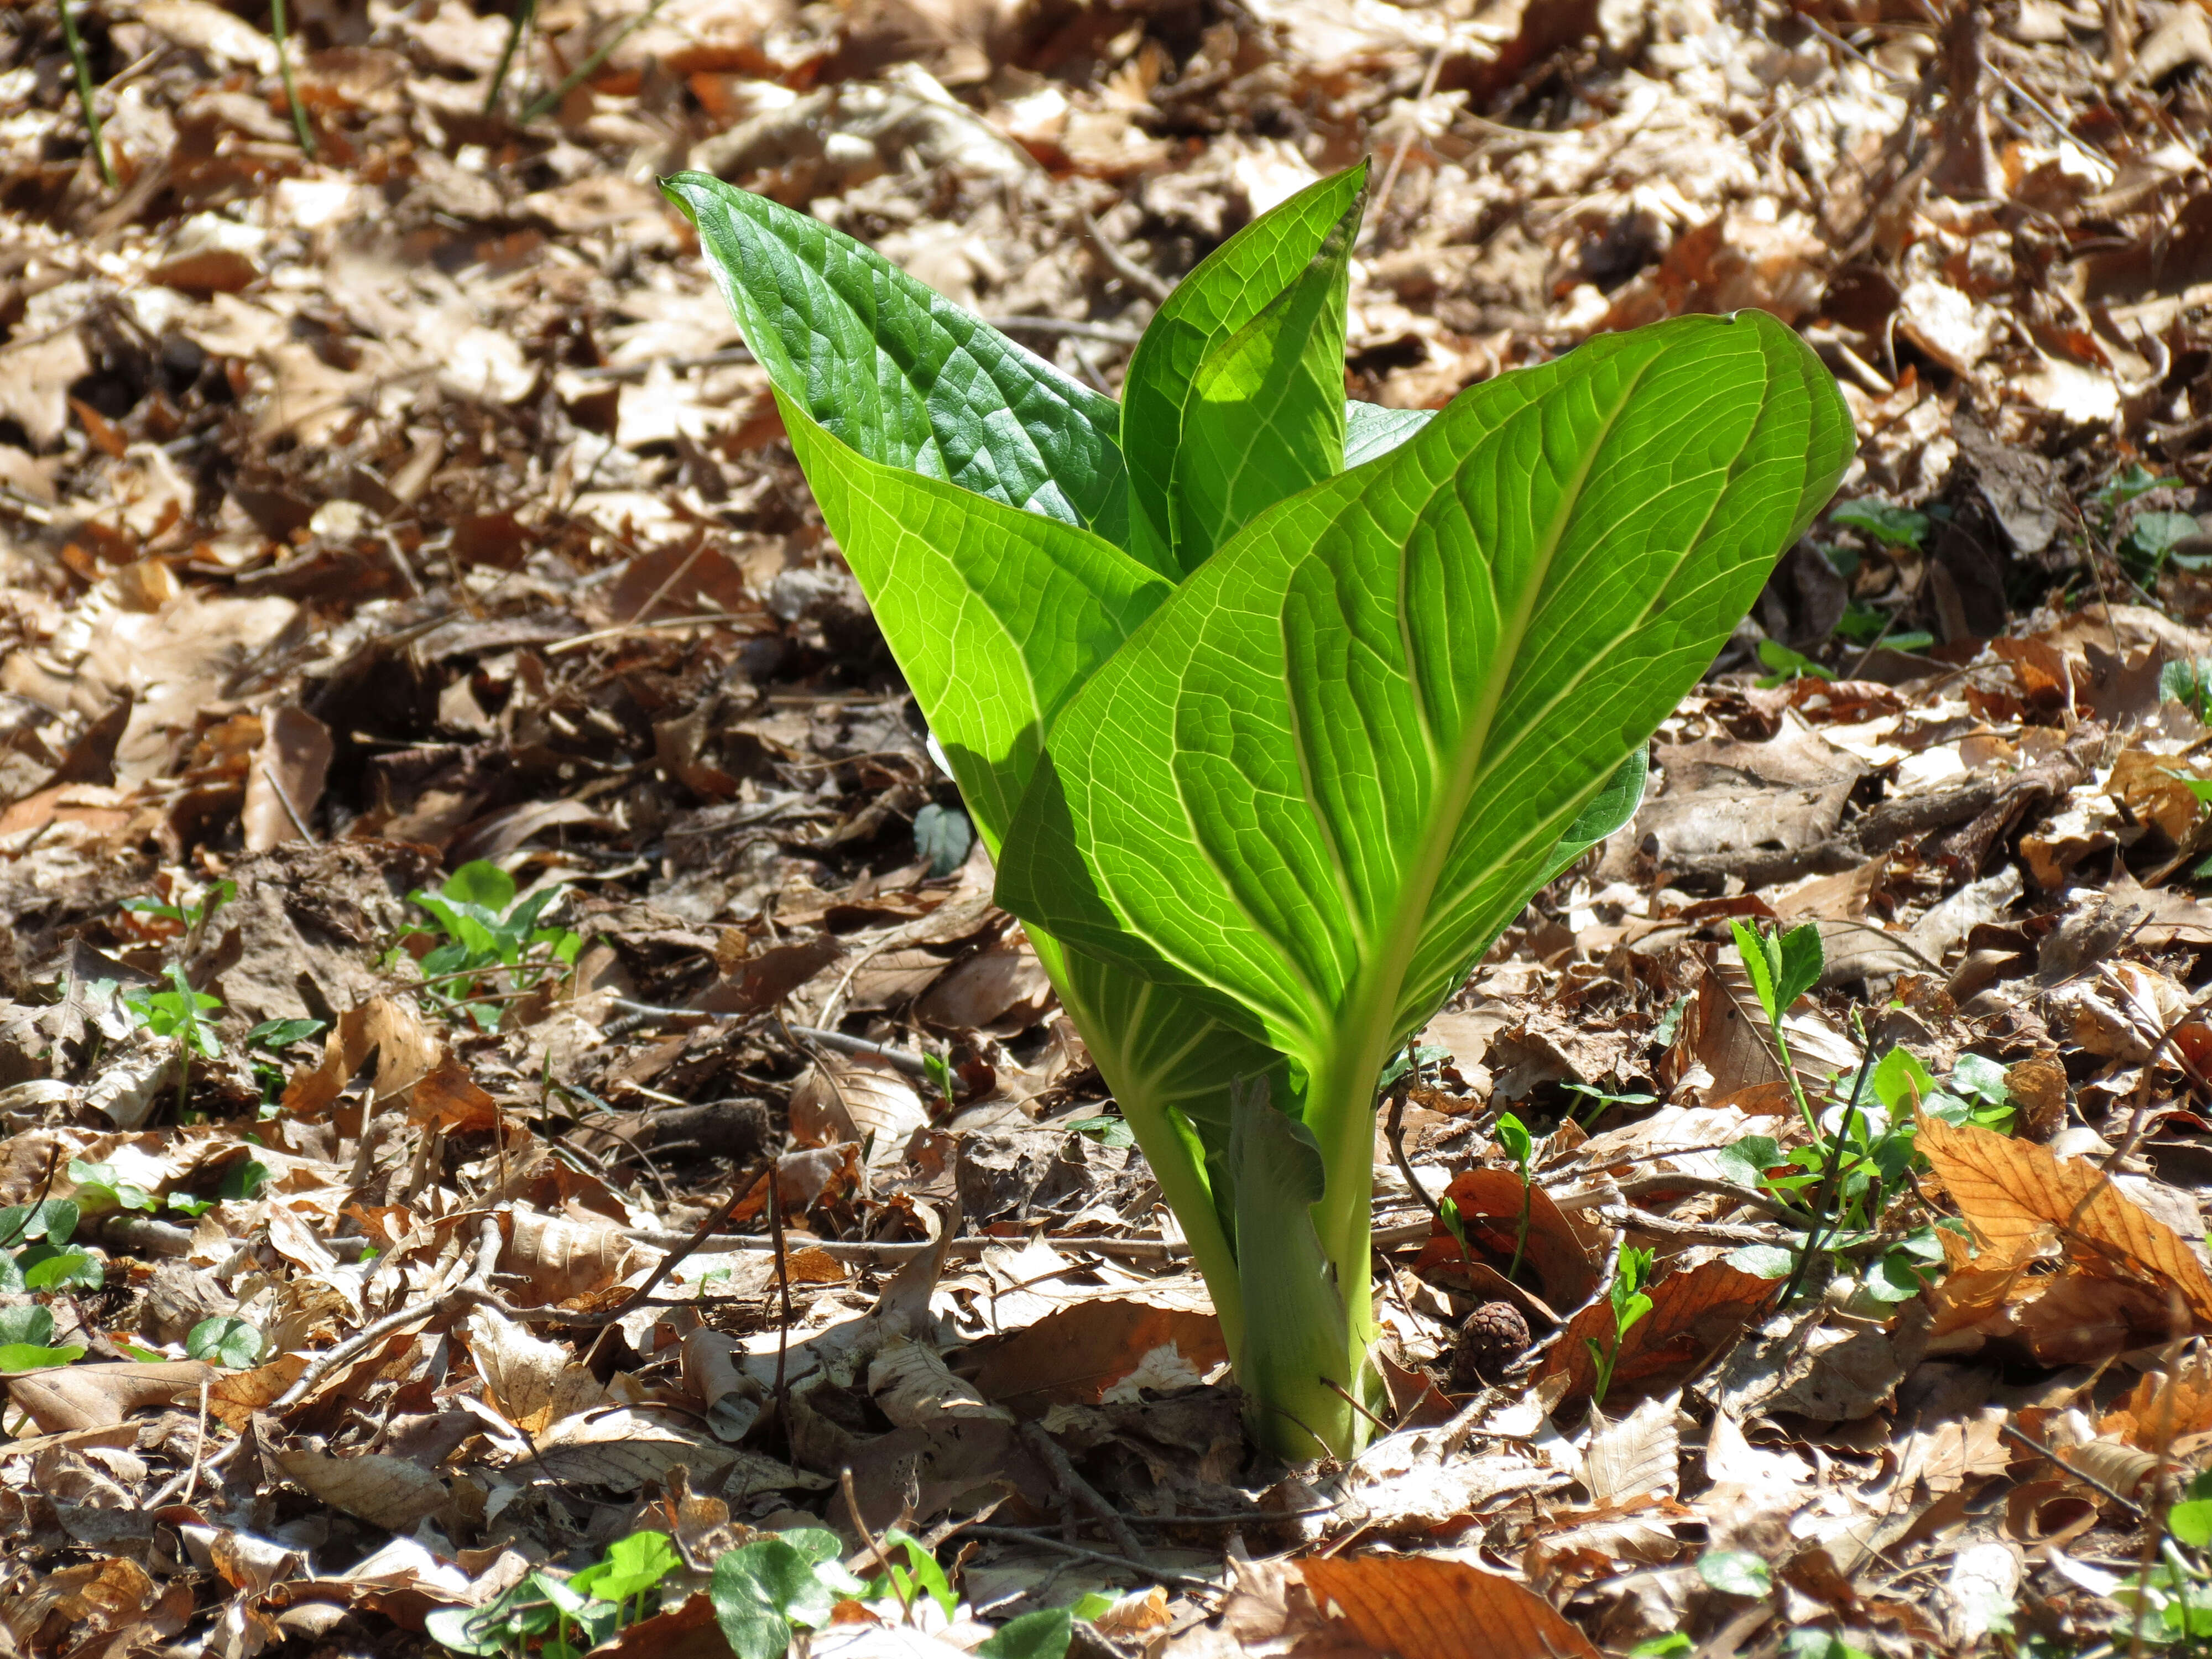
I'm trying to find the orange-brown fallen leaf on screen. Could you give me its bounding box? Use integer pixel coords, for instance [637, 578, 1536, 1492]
[1300, 1555, 1599, 1659]
[1413, 1167, 1597, 1313]
[1917, 1115, 2212, 1324]
[1538, 1259, 1773, 1405]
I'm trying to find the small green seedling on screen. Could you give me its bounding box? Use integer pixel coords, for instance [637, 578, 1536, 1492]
[666, 160, 1852, 1458]
[429, 1530, 684, 1659]
[1494, 1111, 1533, 1284]
[124, 964, 224, 1123]
[186, 1315, 267, 1369]
[1585, 1245, 1654, 1407]
[1696, 1551, 1773, 1598]
[1563, 1082, 1657, 1126]
[1830, 499, 1929, 550]
[912, 801, 974, 877]
[1729, 918, 1825, 1137]
[1063, 1112, 1134, 1149]
[246, 1017, 326, 1115]
[1755, 639, 1834, 686]
[2124, 510, 2203, 578]
[401, 861, 583, 1029]
[2163, 658, 2212, 722]
[121, 879, 234, 936]
[709, 1528, 870, 1659]
[0, 1198, 97, 1293]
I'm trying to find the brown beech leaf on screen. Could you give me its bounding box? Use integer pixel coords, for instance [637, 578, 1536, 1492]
[1917, 1115, 2212, 1322]
[1412, 1168, 1597, 1312]
[786, 1052, 927, 1172]
[6, 1361, 211, 1433]
[971, 1295, 1229, 1411]
[1539, 1259, 1773, 1405]
[281, 997, 442, 1121]
[273, 1442, 451, 1530]
[1300, 1555, 1599, 1659]
[500, 1210, 651, 1303]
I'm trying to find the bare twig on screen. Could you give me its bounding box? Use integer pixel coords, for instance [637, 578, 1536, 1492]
[1022, 1421, 1154, 1566]
[958, 1525, 1221, 1595]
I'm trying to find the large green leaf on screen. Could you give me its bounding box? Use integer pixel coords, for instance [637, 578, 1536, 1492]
[662, 171, 1131, 550]
[1121, 165, 1366, 576]
[776, 388, 1162, 853]
[998, 309, 1853, 1267]
[775, 385, 1272, 1360]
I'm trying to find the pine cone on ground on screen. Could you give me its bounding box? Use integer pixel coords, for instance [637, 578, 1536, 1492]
[1449, 1300, 1531, 1391]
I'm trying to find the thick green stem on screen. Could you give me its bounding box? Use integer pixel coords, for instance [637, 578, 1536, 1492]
[1031, 936, 1246, 1364]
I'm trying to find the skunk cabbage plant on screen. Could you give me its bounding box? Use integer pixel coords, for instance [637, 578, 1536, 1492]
[663, 161, 1854, 1459]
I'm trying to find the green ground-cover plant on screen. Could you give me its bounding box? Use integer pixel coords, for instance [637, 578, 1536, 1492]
[1720, 920, 2012, 1308]
[665, 159, 1853, 1457]
[397, 861, 583, 1028]
[1586, 1244, 1653, 1407]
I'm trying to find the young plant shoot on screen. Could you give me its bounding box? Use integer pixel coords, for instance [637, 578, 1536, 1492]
[664, 161, 1854, 1459]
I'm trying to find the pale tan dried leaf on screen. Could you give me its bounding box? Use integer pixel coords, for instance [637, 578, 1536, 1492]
[788, 1053, 927, 1171]
[1301, 1555, 1599, 1659]
[465, 1306, 603, 1434]
[500, 1210, 650, 1303]
[1579, 1393, 1679, 1506]
[868, 1335, 1013, 1430]
[274, 1442, 450, 1531]
[242, 706, 332, 853]
[528, 1408, 825, 1493]
[281, 997, 441, 1119]
[1917, 1115, 2212, 1322]
[6, 1361, 210, 1433]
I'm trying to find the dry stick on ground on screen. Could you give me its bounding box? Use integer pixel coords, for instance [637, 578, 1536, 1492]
[770, 1152, 794, 1462]
[1021, 1421, 1155, 1565]
[622, 1219, 1439, 1261]
[959, 1525, 1221, 1597]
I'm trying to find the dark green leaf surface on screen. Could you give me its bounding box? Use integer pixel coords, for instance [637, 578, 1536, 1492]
[1120, 165, 1366, 575]
[1000, 310, 1854, 1069]
[664, 171, 1130, 548]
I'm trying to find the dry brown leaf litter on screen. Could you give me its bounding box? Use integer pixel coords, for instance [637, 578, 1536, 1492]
[4, 0, 2212, 1653]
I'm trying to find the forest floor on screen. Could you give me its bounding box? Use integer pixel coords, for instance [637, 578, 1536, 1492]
[4, 0, 2212, 1655]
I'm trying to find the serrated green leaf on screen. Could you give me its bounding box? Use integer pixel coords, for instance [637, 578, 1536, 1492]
[1716, 1135, 1783, 1191]
[2173, 1499, 2212, 1548]
[1120, 164, 1366, 575]
[664, 171, 1129, 549]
